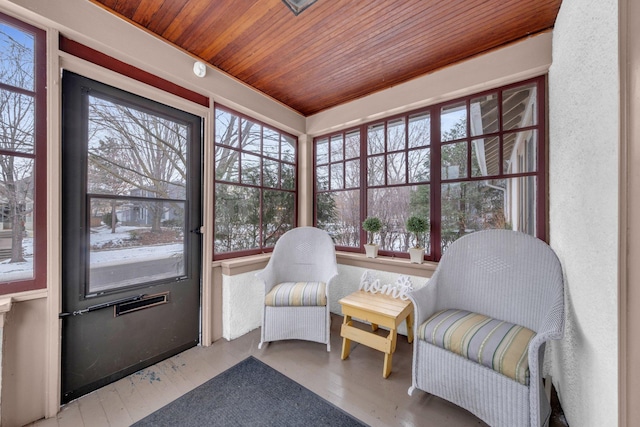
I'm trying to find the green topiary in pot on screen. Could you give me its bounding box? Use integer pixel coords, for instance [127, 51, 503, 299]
[362, 216, 382, 245]
[406, 215, 428, 249]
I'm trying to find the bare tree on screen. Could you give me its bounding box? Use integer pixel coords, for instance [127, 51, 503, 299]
[0, 27, 36, 263]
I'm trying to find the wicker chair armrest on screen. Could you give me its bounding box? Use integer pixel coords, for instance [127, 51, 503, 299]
[408, 277, 439, 327]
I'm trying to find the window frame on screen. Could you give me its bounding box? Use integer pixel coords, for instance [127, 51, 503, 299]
[213, 104, 298, 260]
[0, 13, 46, 294]
[313, 75, 547, 262]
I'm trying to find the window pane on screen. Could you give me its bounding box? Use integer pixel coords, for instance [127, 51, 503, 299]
[330, 163, 344, 190]
[262, 190, 294, 247]
[88, 198, 185, 294]
[408, 148, 430, 183]
[345, 159, 359, 189]
[470, 93, 498, 136]
[440, 177, 536, 253]
[441, 102, 467, 141]
[0, 23, 35, 91]
[215, 109, 239, 148]
[241, 118, 261, 152]
[215, 147, 239, 182]
[502, 83, 537, 130]
[367, 123, 385, 155]
[316, 165, 329, 191]
[88, 95, 188, 198]
[263, 128, 279, 159]
[441, 142, 467, 180]
[471, 136, 500, 177]
[345, 130, 360, 159]
[330, 135, 343, 162]
[241, 152, 260, 185]
[387, 118, 406, 152]
[386, 152, 406, 184]
[281, 162, 295, 190]
[316, 189, 360, 247]
[282, 135, 296, 163]
[263, 158, 279, 188]
[0, 155, 34, 281]
[215, 184, 260, 253]
[368, 185, 430, 253]
[0, 89, 35, 154]
[408, 112, 430, 148]
[316, 138, 329, 164]
[503, 130, 537, 174]
[368, 155, 385, 186]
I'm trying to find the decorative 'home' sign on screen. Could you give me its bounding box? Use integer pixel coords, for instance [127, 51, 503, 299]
[359, 270, 413, 300]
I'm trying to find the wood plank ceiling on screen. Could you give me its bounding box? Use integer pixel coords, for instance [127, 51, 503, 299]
[91, 0, 562, 116]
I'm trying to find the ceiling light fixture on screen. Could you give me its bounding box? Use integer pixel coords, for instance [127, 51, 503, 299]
[281, 0, 317, 16]
[193, 61, 206, 78]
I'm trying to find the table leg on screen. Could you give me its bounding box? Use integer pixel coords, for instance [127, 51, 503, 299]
[406, 311, 414, 343]
[383, 329, 398, 378]
[341, 315, 352, 360]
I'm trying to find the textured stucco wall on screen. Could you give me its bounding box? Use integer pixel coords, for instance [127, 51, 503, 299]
[548, 0, 619, 425]
[222, 265, 428, 340]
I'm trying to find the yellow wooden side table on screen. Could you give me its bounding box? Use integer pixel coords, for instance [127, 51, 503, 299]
[339, 290, 414, 378]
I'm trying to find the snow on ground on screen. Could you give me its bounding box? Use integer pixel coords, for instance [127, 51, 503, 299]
[0, 226, 182, 282]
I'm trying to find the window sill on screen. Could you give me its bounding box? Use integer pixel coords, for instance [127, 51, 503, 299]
[212, 251, 437, 278]
[336, 252, 437, 278]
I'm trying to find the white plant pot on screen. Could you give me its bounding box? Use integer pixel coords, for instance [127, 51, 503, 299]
[408, 247, 425, 264]
[364, 244, 379, 258]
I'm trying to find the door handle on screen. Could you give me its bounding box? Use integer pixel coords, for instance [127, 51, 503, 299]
[59, 294, 145, 318]
[190, 226, 203, 235]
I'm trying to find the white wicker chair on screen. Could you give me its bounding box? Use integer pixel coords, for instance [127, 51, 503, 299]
[256, 227, 338, 351]
[407, 229, 564, 427]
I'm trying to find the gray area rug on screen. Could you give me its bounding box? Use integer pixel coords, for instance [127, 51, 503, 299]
[132, 356, 367, 426]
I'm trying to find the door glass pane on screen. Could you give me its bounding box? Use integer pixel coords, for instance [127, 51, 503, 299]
[88, 198, 185, 294]
[88, 95, 188, 197]
[0, 155, 34, 281]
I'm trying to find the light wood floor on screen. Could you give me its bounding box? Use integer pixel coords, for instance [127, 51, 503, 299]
[28, 314, 563, 427]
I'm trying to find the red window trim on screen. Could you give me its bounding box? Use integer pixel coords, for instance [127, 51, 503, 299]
[0, 13, 47, 294]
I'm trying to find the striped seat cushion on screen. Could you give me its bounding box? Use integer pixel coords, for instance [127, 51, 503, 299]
[417, 309, 536, 385]
[264, 282, 327, 307]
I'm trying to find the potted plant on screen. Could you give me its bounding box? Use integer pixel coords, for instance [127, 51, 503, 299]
[362, 216, 382, 258]
[406, 215, 428, 263]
